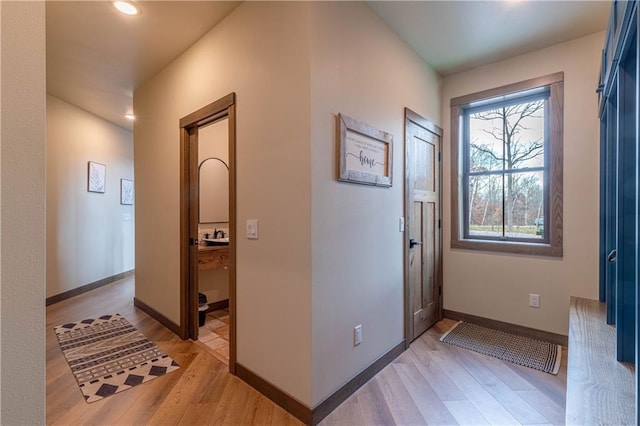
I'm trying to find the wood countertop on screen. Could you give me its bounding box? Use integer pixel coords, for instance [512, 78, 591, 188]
[198, 244, 229, 252]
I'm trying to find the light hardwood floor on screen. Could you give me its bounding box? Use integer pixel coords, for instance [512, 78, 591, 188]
[321, 320, 567, 425]
[47, 277, 566, 425]
[46, 276, 301, 425]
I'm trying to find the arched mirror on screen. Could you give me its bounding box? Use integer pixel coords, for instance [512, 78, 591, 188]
[198, 157, 229, 223]
[198, 116, 229, 224]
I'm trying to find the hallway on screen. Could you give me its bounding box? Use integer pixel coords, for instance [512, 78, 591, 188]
[47, 277, 566, 425]
[46, 276, 300, 425]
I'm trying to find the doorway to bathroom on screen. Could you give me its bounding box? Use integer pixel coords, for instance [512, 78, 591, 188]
[179, 93, 237, 373]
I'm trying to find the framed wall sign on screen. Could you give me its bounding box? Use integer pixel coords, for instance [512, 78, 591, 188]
[337, 113, 393, 187]
[88, 161, 106, 193]
[120, 178, 134, 205]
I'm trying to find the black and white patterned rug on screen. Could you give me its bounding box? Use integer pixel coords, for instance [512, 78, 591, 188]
[54, 314, 180, 403]
[440, 321, 561, 375]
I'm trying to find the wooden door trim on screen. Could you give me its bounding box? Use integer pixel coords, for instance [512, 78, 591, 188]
[179, 126, 190, 340]
[403, 108, 443, 346]
[227, 104, 237, 374]
[405, 108, 443, 137]
[188, 127, 200, 339]
[179, 93, 235, 128]
[180, 93, 237, 374]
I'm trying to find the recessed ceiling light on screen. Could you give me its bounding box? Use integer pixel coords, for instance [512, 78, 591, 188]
[113, 1, 140, 16]
[125, 114, 136, 120]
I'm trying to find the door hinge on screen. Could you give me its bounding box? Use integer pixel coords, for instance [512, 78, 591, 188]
[438, 219, 441, 229]
[438, 152, 442, 162]
[439, 286, 442, 295]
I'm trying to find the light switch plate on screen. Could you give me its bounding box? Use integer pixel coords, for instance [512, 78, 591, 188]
[354, 324, 362, 346]
[246, 219, 258, 239]
[399, 217, 405, 232]
[122, 213, 131, 221]
[529, 293, 540, 308]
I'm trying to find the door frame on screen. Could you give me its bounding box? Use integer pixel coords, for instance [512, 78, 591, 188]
[403, 108, 443, 346]
[180, 92, 237, 374]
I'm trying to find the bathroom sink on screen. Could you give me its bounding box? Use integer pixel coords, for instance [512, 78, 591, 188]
[202, 238, 229, 246]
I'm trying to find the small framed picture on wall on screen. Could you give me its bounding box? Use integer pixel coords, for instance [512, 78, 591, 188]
[120, 179, 134, 205]
[88, 161, 106, 193]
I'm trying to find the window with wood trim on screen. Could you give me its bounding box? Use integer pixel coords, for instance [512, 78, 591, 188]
[450, 73, 563, 257]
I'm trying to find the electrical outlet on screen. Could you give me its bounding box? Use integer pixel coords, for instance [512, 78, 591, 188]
[354, 325, 362, 346]
[529, 293, 540, 308]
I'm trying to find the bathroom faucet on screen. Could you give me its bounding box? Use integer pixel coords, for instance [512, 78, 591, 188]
[213, 229, 225, 239]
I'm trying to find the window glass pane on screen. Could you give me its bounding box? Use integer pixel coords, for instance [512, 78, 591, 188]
[451, 74, 563, 256]
[469, 110, 503, 172]
[468, 99, 545, 173]
[504, 101, 545, 170]
[504, 171, 545, 239]
[468, 174, 503, 238]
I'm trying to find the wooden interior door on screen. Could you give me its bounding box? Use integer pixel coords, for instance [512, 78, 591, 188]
[180, 93, 237, 373]
[405, 109, 442, 342]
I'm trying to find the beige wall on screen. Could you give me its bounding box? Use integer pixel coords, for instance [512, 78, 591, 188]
[46, 95, 134, 298]
[441, 31, 605, 336]
[0, 1, 46, 423]
[309, 2, 441, 406]
[0, 3, 3, 417]
[136, 1, 442, 407]
[134, 2, 313, 405]
[135, 0, 598, 410]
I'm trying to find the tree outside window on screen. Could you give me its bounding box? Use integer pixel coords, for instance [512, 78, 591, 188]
[450, 73, 563, 257]
[465, 97, 546, 241]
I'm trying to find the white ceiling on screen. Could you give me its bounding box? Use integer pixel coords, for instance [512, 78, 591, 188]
[46, 1, 611, 132]
[46, 1, 241, 131]
[369, 1, 610, 76]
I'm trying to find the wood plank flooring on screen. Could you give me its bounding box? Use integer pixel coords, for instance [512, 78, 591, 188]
[321, 320, 567, 426]
[47, 277, 567, 425]
[46, 276, 301, 425]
